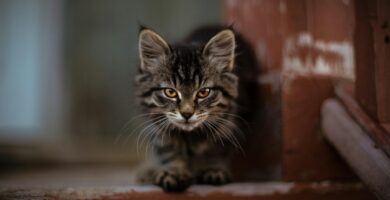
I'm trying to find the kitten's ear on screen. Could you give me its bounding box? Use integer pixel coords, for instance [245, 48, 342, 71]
[138, 29, 170, 72]
[203, 30, 236, 72]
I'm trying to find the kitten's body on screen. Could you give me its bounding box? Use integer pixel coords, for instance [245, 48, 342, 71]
[135, 26, 257, 192]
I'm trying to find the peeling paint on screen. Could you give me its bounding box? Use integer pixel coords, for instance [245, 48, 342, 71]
[282, 32, 355, 80]
[256, 40, 267, 61]
[258, 72, 280, 94]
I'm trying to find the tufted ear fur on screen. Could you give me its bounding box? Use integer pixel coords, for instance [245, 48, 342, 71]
[203, 30, 236, 72]
[138, 29, 170, 72]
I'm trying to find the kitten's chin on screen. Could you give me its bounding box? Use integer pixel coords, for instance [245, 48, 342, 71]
[172, 120, 203, 132]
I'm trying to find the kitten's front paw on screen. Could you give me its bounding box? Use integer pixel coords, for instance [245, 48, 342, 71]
[197, 168, 231, 185]
[154, 169, 192, 192]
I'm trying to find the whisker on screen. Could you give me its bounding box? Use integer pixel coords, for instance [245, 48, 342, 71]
[203, 120, 218, 143]
[217, 122, 241, 148]
[160, 120, 171, 146]
[214, 117, 245, 138]
[136, 117, 167, 155]
[206, 115, 244, 153]
[148, 120, 171, 157]
[208, 112, 251, 134]
[205, 120, 225, 146]
[146, 119, 168, 154]
[115, 112, 163, 144]
[207, 121, 217, 143]
[125, 115, 165, 147]
[140, 120, 163, 150]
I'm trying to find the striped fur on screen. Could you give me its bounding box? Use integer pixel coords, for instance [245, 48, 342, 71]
[135, 27, 240, 192]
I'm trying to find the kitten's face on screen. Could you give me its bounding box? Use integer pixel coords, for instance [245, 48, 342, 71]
[136, 29, 237, 132]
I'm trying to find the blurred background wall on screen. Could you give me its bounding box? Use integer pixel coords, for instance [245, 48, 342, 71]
[0, 0, 221, 163]
[1, 0, 380, 186]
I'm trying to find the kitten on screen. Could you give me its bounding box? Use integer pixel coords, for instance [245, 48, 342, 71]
[135, 26, 256, 192]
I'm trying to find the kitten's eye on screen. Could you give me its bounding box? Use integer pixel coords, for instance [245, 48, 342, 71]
[163, 88, 178, 98]
[197, 88, 210, 98]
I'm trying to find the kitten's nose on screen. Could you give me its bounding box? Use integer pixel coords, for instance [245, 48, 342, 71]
[180, 112, 193, 120]
[179, 101, 194, 120]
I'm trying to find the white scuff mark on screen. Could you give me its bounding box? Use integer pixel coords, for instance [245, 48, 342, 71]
[226, 0, 237, 8]
[189, 182, 294, 197]
[2, 183, 295, 199]
[316, 181, 331, 187]
[282, 32, 355, 80]
[342, 0, 350, 5]
[297, 32, 312, 46]
[315, 57, 333, 74]
[279, 1, 287, 14]
[256, 40, 267, 60]
[258, 72, 281, 94]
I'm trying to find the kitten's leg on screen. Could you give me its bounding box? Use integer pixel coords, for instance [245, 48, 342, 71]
[195, 148, 232, 185]
[152, 143, 193, 192]
[137, 158, 192, 192]
[154, 159, 193, 192]
[135, 159, 159, 184]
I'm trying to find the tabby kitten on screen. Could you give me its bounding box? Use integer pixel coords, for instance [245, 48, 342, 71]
[135, 26, 242, 192]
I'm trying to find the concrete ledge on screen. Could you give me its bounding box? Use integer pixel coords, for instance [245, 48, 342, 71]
[0, 181, 373, 200]
[0, 164, 374, 199]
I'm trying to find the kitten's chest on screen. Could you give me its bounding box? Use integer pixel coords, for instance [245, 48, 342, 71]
[160, 133, 226, 157]
[186, 135, 227, 157]
[188, 140, 213, 156]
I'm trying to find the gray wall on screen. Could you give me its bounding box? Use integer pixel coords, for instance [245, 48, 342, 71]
[0, 0, 64, 143]
[0, 0, 221, 162]
[64, 0, 222, 142]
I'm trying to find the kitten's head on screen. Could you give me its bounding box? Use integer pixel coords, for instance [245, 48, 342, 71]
[136, 28, 238, 132]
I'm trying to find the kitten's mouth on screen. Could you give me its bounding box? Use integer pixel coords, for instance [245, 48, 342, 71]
[172, 120, 204, 131]
[166, 113, 208, 132]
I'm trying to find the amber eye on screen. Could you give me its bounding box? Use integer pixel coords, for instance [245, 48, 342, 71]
[163, 88, 177, 98]
[197, 88, 210, 98]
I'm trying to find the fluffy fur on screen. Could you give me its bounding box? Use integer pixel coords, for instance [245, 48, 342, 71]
[135, 26, 252, 192]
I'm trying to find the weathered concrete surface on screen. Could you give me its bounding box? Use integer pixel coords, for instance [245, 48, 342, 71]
[0, 165, 374, 199]
[0, 182, 374, 200]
